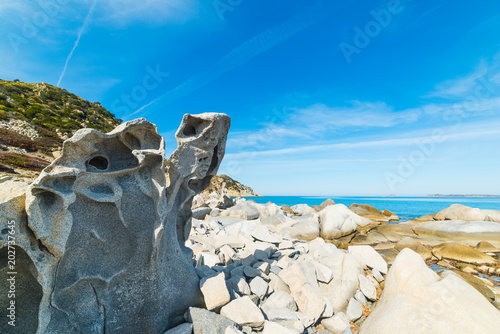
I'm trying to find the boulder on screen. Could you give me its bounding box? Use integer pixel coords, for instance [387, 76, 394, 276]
[434, 204, 500, 223]
[348, 245, 388, 274]
[279, 261, 326, 320]
[164, 323, 193, 334]
[222, 202, 260, 220]
[319, 204, 372, 239]
[2, 115, 230, 333]
[200, 272, 231, 310]
[360, 248, 500, 333]
[220, 296, 265, 327]
[318, 198, 336, 210]
[193, 207, 212, 219]
[345, 298, 363, 322]
[187, 307, 240, 334]
[278, 217, 320, 241]
[475, 240, 500, 253]
[394, 237, 433, 261]
[432, 242, 497, 265]
[349, 203, 399, 222]
[358, 275, 377, 301]
[321, 312, 349, 334]
[262, 321, 298, 334]
[290, 204, 317, 216]
[261, 291, 297, 312]
[319, 252, 363, 314]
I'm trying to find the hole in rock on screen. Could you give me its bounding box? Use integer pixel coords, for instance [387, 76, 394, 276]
[207, 145, 219, 175]
[87, 156, 109, 170]
[181, 115, 210, 137]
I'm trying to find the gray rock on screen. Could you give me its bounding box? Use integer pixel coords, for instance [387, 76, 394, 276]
[262, 321, 298, 334]
[244, 266, 262, 278]
[358, 275, 377, 301]
[253, 261, 271, 275]
[249, 276, 269, 299]
[321, 312, 349, 334]
[227, 275, 252, 296]
[262, 291, 297, 312]
[200, 272, 231, 310]
[9, 115, 230, 333]
[354, 290, 367, 305]
[223, 202, 260, 220]
[164, 323, 193, 334]
[193, 207, 212, 219]
[262, 214, 288, 226]
[360, 248, 500, 333]
[345, 297, 362, 322]
[348, 245, 388, 275]
[291, 204, 317, 216]
[220, 296, 265, 327]
[319, 204, 372, 239]
[187, 307, 240, 334]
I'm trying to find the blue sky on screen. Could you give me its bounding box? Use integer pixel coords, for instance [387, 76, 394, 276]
[2, 0, 500, 196]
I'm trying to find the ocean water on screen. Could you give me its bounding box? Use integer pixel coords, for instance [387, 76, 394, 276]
[246, 196, 500, 222]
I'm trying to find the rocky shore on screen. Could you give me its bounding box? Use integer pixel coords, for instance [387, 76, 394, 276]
[172, 194, 500, 334]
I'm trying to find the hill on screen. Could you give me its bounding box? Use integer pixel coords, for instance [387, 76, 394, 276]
[0, 79, 121, 176]
[204, 174, 260, 197]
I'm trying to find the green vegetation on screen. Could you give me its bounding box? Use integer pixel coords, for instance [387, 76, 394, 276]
[0, 79, 122, 155]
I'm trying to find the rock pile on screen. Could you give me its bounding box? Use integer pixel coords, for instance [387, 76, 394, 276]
[0, 119, 40, 139]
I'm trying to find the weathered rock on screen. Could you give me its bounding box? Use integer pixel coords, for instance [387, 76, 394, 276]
[249, 276, 269, 299]
[262, 321, 298, 334]
[348, 245, 388, 274]
[222, 202, 260, 220]
[261, 291, 297, 312]
[358, 275, 377, 301]
[290, 204, 317, 216]
[226, 275, 252, 296]
[318, 198, 336, 210]
[360, 248, 500, 333]
[319, 252, 363, 313]
[345, 297, 363, 322]
[187, 307, 240, 334]
[220, 296, 265, 327]
[319, 204, 372, 239]
[164, 323, 193, 334]
[279, 261, 326, 320]
[475, 240, 500, 253]
[394, 237, 433, 261]
[349, 203, 399, 222]
[193, 207, 212, 219]
[279, 217, 320, 241]
[432, 242, 497, 265]
[321, 312, 349, 334]
[200, 272, 231, 310]
[434, 204, 500, 223]
[3, 115, 229, 333]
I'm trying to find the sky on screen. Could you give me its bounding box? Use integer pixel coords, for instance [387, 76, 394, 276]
[1, 0, 500, 196]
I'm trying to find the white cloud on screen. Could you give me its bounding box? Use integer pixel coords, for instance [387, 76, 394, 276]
[427, 56, 500, 99]
[90, 0, 198, 25]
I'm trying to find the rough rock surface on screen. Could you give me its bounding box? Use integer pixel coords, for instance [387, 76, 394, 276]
[360, 248, 500, 333]
[0, 115, 230, 333]
[319, 204, 372, 239]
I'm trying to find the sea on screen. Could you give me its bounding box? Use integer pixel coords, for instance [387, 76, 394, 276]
[246, 196, 500, 223]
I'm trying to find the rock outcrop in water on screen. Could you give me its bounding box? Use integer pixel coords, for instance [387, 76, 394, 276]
[0, 114, 230, 333]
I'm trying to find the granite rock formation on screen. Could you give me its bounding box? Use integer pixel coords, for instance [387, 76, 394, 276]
[0, 114, 230, 333]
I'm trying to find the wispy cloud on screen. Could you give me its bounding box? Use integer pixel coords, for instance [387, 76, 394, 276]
[94, 0, 197, 25]
[226, 120, 500, 160]
[227, 101, 423, 148]
[57, 0, 97, 87]
[426, 56, 500, 99]
[124, 1, 331, 120]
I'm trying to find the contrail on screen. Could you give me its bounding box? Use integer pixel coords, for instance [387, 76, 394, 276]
[57, 0, 97, 87]
[124, 0, 334, 120]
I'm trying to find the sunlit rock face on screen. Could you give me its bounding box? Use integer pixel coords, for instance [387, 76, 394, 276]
[0, 114, 229, 334]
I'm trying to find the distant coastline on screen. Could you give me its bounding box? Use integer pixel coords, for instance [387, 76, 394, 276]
[426, 194, 500, 198]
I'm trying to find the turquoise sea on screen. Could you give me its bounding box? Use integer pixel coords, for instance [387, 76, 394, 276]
[246, 196, 500, 223]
